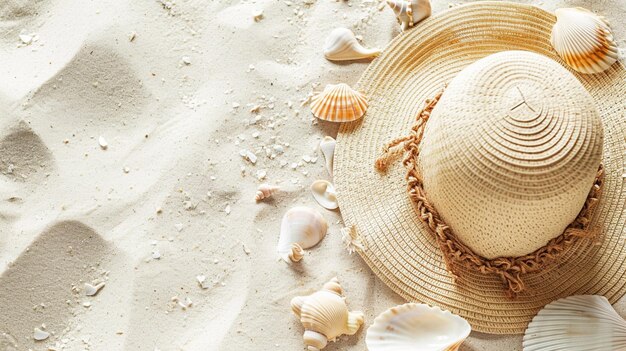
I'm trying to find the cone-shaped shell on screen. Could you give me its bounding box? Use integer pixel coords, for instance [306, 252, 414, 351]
[324, 27, 381, 61]
[523, 295, 626, 351]
[277, 207, 327, 261]
[551, 7, 618, 74]
[291, 278, 365, 350]
[386, 0, 431, 31]
[366, 303, 471, 351]
[310, 83, 368, 123]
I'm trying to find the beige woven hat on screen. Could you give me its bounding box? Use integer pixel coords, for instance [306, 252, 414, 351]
[335, 2, 626, 334]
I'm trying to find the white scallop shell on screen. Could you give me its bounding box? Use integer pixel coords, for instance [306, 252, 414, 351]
[310, 83, 368, 123]
[311, 180, 338, 210]
[291, 277, 365, 351]
[386, 0, 431, 32]
[324, 27, 381, 61]
[319, 136, 336, 178]
[551, 7, 618, 74]
[523, 295, 626, 351]
[277, 207, 327, 262]
[366, 303, 471, 351]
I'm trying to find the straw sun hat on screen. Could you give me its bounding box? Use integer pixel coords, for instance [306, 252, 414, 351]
[335, 1, 625, 334]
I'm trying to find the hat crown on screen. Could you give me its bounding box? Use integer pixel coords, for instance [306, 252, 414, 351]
[419, 51, 603, 259]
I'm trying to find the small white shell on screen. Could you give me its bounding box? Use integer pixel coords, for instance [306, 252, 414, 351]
[551, 8, 618, 74]
[84, 282, 105, 296]
[277, 207, 327, 262]
[366, 303, 471, 351]
[311, 180, 338, 210]
[291, 277, 365, 350]
[324, 27, 381, 61]
[33, 328, 50, 341]
[310, 83, 368, 123]
[255, 184, 280, 201]
[386, 0, 431, 32]
[319, 136, 336, 177]
[523, 295, 626, 351]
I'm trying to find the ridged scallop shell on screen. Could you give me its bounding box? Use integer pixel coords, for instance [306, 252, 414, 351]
[523, 295, 626, 351]
[366, 303, 471, 351]
[311, 180, 338, 210]
[386, 0, 431, 32]
[291, 277, 365, 351]
[255, 184, 279, 201]
[551, 7, 618, 74]
[319, 136, 336, 177]
[277, 207, 327, 262]
[310, 83, 368, 123]
[324, 27, 381, 61]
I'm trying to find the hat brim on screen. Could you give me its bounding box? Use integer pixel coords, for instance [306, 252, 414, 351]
[335, 1, 626, 334]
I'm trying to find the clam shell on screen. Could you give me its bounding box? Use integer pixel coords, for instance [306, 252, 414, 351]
[366, 303, 471, 351]
[311, 180, 338, 210]
[551, 7, 618, 74]
[291, 277, 365, 350]
[277, 207, 327, 262]
[324, 27, 380, 61]
[319, 136, 336, 177]
[523, 295, 626, 351]
[386, 0, 431, 32]
[310, 83, 368, 123]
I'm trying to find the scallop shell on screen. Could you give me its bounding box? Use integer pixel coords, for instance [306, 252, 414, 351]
[310, 83, 368, 123]
[319, 136, 336, 177]
[523, 295, 626, 351]
[311, 180, 338, 210]
[366, 303, 471, 351]
[291, 277, 365, 351]
[386, 0, 431, 32]
[255, 184, 279, 201]
[277, 206, 328, 262]
[551, 7, 618, 74]
[324, 27, 381, 61]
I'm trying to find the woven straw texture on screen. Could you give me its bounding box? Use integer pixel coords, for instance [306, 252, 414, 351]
[334, 1, 626, 334]
[419, 51, 603, 259]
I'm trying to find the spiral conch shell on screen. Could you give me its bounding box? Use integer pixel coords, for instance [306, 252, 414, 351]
[366, 303, 470, 351]
[277, 207, 327, 262]
[386, 0, 431, 32]
[551, 7, 618, 74]
[310, 83, 368, 123]
[291, 277, 364, 351]
[324, 27, 381, 61]
[255, 184, 279, 201]
[523, 295, 626, 351]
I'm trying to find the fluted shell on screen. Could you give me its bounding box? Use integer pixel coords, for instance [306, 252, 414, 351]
[324, 27, 381, 61]
[311, 180, 338, 210]
[310, 83, 368, 123]
[523, 295, 626, 351]
[419, 50, 603, 259]
[551, 7, 618, 74]
[319, 136, 336, 177]
[291, 278, 365, 351]
[277, 206, 328, 262]
[255, 183, 279, 201]
[386, 0, 431, 32]
[366, 303, 470, 351]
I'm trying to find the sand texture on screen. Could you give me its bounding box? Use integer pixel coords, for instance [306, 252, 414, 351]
[0, 0, 624, 350]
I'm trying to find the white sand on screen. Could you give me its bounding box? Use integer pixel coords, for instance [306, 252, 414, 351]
[0, 0, 624, 350]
